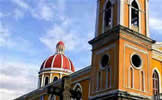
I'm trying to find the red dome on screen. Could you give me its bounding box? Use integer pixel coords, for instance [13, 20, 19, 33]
[40, 54, 75, 72]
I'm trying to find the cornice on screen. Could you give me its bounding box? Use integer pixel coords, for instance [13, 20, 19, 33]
[89, 25, 155, 50]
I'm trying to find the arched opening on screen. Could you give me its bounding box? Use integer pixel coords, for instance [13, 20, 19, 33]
[97, 71, 101, 90]
[73, 84, 82, 100]
[153, 70, 160, 95]
[101, 54, 109, 68]
[141, 71, 144, 91]
[104, 1, 112, 31]
[106, 67, 111, 88]
[45, 77, 49, 86]
[131, 0, 139, 27]
[53, 77, 58, 82]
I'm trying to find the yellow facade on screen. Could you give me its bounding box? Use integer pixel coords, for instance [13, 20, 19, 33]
[15, 0, 162, 100]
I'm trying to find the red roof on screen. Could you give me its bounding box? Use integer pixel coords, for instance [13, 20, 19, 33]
[40, 54, 75, 72]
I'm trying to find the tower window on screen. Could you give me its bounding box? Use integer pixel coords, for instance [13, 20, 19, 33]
[45, 77, 49, 86]
[153, 70, 159, 95]
[104, 1, 112, 31]
[131, 0, 139, 26]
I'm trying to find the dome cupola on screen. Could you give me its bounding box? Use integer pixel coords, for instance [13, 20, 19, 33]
[38, 41, 75, 87]
[56, 41, 65, 54]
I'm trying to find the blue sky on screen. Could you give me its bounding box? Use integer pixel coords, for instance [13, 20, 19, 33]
[0, 0, 162, 100]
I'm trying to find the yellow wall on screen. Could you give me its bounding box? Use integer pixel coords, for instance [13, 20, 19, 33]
[151, 59, 162, 93]
[90, 41, 119, 96]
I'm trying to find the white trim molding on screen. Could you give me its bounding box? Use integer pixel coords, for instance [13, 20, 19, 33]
[96, 43, 116, 55]
[130, 53, 143, 70]
[40, 68, 73, 73]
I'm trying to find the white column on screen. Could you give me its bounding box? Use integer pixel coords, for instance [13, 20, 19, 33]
[50, 73, 52, 83]
[41, 74, 44, 87]
[60, 73, 62, 79]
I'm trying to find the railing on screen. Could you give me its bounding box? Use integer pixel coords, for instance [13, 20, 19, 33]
[153, 93, 162, 100]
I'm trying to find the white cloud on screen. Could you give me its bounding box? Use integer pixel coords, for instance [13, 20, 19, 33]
[12, 0, 57, 21]
[0, 22, 14, 47]
[13, 9, 25, 20]
[40, 24, 79, 52]
[0, 59, 38, 100]
[150, 17, 162, 34]
[0, 22, 35, 54]
[0, 12, 4, 18]
[31, 2, 55, 21]
[12, 0, 29, 9]
[40, 17, 93, 53]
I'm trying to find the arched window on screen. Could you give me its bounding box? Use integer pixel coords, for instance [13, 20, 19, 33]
[106, 67, 111, 88]
[73, 83, 82, 100]
[153, 70, 159, 95]
[129, 67, 134, 88]
[45, 77, 49, 86]
[53, 77, 58, 82]
[103, 1, 112, 31]
[97, 71, 101, 90]
[140, 71, 144, 91]
[131, 0, 139, 27]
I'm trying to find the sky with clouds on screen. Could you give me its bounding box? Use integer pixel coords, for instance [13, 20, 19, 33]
[0, 0, 162, 100]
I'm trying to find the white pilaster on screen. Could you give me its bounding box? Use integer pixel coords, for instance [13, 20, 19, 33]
[146, 0, 150, 37]
[95, 0, 100, 37]
[120, 0, 124, 25]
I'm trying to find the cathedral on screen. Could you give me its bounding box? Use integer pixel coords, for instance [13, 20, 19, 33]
[15, 0, 162, 100]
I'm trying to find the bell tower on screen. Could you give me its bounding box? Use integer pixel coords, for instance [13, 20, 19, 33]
[95, 0, 150, 37]
[89, 0, 154, 99]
